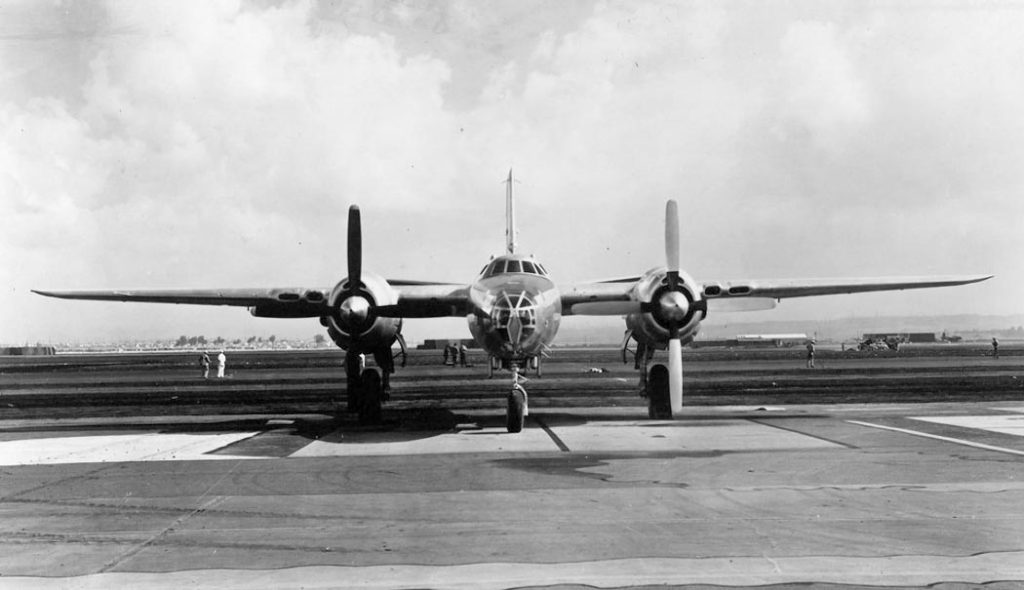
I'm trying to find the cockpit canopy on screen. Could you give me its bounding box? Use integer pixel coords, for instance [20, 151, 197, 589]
[480, 256, 550, 279]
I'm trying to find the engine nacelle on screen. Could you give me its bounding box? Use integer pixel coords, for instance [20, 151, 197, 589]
[625, 267, 705, 350]
[322, 270, 402, 352]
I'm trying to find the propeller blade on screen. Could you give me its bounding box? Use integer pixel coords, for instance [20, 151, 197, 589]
[665, 200, 680, 290]
[668, 338, 683, 414]
[348, 205, 362, 291]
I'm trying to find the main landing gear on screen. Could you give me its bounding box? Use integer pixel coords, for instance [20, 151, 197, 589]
[622, 330, 672, 419]
[342, 342, 406, 425]
[646, 364, 672, 419]
[342, 351, 384, 425]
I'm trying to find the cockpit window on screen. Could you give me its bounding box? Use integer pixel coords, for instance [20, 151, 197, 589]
[482, 258, 551, 278]
[485, 260, 503, 277]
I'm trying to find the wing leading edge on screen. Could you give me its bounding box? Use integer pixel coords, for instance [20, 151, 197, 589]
[33, 281, 473, 319]
[702, 274, 993, 300]
[559, 274, 992, 316]
[34, 274, 992, 318]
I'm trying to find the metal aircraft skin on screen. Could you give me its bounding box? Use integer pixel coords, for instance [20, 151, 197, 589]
[34, 172, 993, 431]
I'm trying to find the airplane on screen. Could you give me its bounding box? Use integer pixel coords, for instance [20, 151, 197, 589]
[34, 172, 992, 432]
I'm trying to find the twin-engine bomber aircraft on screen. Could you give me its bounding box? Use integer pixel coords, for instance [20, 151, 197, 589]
[35, 173, 992, 432]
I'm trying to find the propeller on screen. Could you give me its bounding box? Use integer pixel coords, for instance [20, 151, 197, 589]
[665, 200, 680, 291]
[338, 205, 371, 329]
[348, 205, 362, 292]
[663, 200, 684, 414]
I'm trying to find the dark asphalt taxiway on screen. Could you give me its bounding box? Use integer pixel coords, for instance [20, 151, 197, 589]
[0, 348, 1022, 588]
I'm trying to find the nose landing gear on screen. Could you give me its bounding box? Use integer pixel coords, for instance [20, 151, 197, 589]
[506, 363, 529, 433]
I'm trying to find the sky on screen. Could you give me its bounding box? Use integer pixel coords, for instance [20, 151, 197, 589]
[2, 0, 1022, 345]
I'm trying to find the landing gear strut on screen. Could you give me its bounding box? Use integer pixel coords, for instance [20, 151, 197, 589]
[623, 333, 664, 418]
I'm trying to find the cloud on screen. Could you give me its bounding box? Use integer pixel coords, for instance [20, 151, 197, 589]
[2, 1, 1021, 344]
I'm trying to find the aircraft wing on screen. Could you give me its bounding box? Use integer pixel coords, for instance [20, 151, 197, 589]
[560, 282, 638, 316]
[33, 281, 474, 319]
[701, 274, 993, 300]
[31, 288, 312, 306]
[32, 288, 332, 318]
[374, 284, 472, 318]
[557, 274, 992, 316]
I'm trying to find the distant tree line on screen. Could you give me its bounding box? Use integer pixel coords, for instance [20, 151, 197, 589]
[174, 335, 278, 347]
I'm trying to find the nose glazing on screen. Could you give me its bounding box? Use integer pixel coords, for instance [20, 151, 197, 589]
[492, 290, 537, 347]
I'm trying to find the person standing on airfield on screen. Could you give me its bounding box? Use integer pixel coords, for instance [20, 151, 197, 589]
[458, 343, 469, 367]
[199, 352, 211, 379]
[217, 350, 227, 378]
[992, 337, 999, 359]
[806, 339, 816, 369]
[442, 344, 451, 366]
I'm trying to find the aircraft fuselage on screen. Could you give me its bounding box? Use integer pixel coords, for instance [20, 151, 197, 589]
[467, 254, 561, 362]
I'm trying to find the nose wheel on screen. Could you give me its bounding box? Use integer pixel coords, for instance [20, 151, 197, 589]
[506, 387, 526, 433]
[506, 364, 529, 433]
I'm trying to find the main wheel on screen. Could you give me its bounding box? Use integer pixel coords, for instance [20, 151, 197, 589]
[357, 369, 383, 425]
[647, 364, 672, 419]
[345, 352, 362, 412]
[506, 389, 525, 433]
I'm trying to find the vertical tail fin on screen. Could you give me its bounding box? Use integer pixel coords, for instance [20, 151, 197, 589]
[505, 169, 517, 255]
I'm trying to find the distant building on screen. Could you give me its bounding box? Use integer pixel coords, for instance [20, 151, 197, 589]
[736, 333, 808, 347]
[0, 346, 56, 356]
[694, 334, 808, 348]
[417, 339, 478, 350]
[863, 332, 936, 344]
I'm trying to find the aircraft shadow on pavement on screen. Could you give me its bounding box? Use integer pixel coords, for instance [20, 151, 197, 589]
[520, 410, 831, 429]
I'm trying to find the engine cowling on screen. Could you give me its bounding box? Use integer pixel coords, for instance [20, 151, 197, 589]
[625, 267, 706, 349]
[322, 270, 402, 352]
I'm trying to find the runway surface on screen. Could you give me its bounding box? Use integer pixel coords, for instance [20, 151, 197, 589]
[1, 348, 1022, 588]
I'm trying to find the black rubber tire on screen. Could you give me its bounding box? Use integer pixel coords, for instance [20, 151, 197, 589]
[647, 364, 672, 419]
[506, 389, 525, 433]
[357, 369, 383, 425]
[345, 353, 362, 412]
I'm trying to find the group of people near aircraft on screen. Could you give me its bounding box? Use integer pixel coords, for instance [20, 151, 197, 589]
[198, 350, 227, 379]
[442, 343, 470, 367]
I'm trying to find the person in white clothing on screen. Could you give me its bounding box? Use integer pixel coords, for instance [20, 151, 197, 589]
[217, 350, 227, 378]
